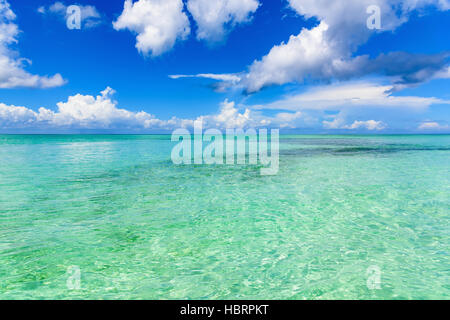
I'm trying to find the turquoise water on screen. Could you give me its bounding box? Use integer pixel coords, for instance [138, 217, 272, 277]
[0, 134, 448, 299]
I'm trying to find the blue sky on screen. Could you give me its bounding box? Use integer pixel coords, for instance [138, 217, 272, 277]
[0, 0, 449, 133]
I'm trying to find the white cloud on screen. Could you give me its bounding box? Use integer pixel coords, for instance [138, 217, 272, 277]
[199, 99, 252, 128]
[0, 0, 65, 88]
[402, 0, 450, 11]
[52, 87, 147, 127]
[196, 99, 308, 129]
[192, 0, 450, 92]
[0, 57, 66, 89]
[0, 103, 39, 126]
[169, 73, 241, 82]
[187, 0, 259, 42]
[347, 120, 387, 130]
[0, 87, 310, 130]
[4, 88, 448, 132]
[39, 2, 103, 29]
[0, 87, 170, 129]
[433, 66, 450, 79]
[322, 113, 387, 130]
[418, 121, 449, 130]
[323, 118, 387, 130]
[250, 82, 450, 111]
[286, 0, 449, 45]
[114, 0, 260, 54]
[113, 0, 190, 57]
[169, 72, 243, 92]
[243, 21, 350, 92]
[269, 111, 304, 128]
[0, 87, 205, 129]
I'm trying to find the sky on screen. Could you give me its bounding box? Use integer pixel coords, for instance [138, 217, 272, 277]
[0, 0, 449, 133]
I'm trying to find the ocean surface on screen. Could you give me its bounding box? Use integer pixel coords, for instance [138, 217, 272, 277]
[0, 134, 448, 299]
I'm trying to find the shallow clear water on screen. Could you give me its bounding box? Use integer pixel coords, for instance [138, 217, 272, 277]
[0, 135, 448, 299]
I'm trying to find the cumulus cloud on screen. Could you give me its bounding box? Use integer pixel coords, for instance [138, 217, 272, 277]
[417, 121, 449, 130]
[243, 21, 342, 92]
[242, 0, 450, 92]
[13, 85, 450, 132]
[38, 2, 103, 29]
[181, 0, 449, 92]
[198, 99, 252, 128]
[245, 41, 450, 92]
[0, 87, 311, 131]
[249, 82, 450, 111]
[0, 87, 171, 129]
[323, 118, 387, 130]
[0, 103, 40, 127]
[187, 0, 259, 42]
[285, 0, 450, 46]
[248, 0, 450, 91]
[113, 0, 190, 57]
[196, 100, 311, 129]
[0, 0, 65, 88]
[50, 87, 153, 128]
[244, 81, 450, 131]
